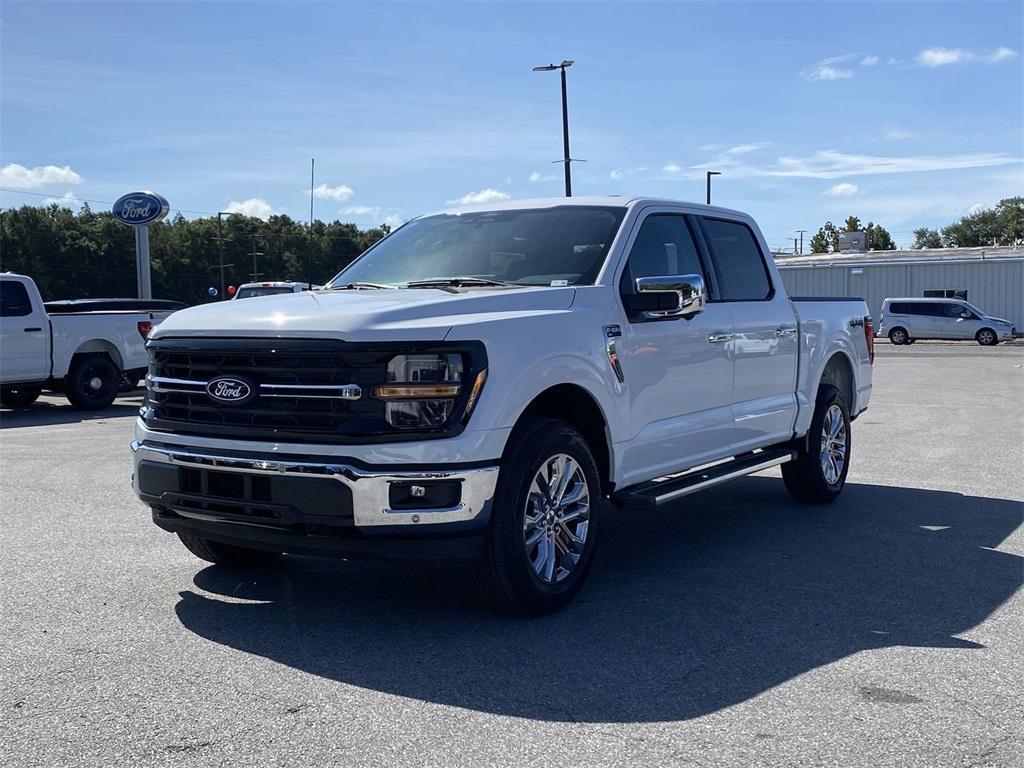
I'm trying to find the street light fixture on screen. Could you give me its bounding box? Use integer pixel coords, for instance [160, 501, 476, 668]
[706, 171, 721, 205]
[532, 59, 575, 197]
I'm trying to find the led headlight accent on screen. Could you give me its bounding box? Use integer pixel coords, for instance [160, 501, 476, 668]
[374, 353, 465, 429]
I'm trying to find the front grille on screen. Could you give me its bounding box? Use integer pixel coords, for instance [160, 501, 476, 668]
[144, 338, 389, 442]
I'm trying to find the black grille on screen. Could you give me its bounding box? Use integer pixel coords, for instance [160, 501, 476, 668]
[142, 337, 487, 444]
[144, 338, 388, 442]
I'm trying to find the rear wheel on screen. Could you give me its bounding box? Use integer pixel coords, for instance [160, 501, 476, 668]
[0, 383, 43, 409]
[976, 328, 998, 346]
[177, 532, 282, 567]
[888, 327, 909, 345]
[65, 354, 120, 410]
[471, 417, 600, 615]
[783, 384, 850, 504]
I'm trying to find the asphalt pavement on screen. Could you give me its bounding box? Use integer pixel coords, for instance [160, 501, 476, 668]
[3, 343, 1022, 767]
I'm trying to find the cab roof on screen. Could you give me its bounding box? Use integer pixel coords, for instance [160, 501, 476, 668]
[432, 196, 748, 220]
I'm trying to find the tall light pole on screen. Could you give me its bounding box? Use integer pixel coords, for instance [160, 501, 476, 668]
[706, 170, 721, 205]
[533, 60, 575, 197]
[214, 212, 238, 300]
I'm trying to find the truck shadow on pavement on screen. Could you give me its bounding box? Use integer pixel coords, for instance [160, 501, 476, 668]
[175, 477, 1022, 723]
[0, 395, 142, 429]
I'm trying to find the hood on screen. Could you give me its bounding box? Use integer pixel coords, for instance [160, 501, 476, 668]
[151, 286, 576, 342]
[985, 315, 1013, 325]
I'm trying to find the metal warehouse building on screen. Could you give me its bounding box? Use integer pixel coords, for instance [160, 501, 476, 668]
[775, 246, 1024, 329]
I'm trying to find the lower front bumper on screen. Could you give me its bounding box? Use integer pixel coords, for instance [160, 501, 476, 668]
[131, 441, 499, 559]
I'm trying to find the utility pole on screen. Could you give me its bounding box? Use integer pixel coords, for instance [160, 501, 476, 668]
[214, 212, 234, 300]
[308, 157, 315, 288]
[793, 237, 799, 255]
[248, 232, 264, 282]
[795, 229, 806, 255]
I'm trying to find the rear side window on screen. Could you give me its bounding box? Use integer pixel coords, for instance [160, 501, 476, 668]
[619, 214, 704, 293]
[700, 218, 771, 301]
[0, 280, 33, 317]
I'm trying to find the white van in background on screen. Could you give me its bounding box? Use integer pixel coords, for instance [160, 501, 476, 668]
[878, 298, 1015, 346]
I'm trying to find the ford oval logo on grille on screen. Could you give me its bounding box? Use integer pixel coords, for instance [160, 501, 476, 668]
[206, 376, 254, 405]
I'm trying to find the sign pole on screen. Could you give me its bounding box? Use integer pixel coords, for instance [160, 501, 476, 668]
[135, 224, 152, 299]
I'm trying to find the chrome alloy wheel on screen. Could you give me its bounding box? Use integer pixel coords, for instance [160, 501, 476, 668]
[820, 404, 847, 485]
[523, 453, 591, 583]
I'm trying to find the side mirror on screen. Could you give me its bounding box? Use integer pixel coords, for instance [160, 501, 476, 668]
[623, 274, 706, 320]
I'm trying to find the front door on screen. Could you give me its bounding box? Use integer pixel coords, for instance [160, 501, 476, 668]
[612, 211, 737, 486]
[0, 278, 48, 383]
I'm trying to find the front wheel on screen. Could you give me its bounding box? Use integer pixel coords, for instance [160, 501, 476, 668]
[782, 384, 851, 504]
[0, 383, 43, 409]
[976, 328, 998, 346]
[177, 532, 282, 567]
[471, 418, 600, 615]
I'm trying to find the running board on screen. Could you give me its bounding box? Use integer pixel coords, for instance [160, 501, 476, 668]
[610, 449, 795, 511]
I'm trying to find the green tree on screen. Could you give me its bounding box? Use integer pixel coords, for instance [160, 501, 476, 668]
[809, 216, 894, 252]
[865, 222, 896, 250]
[912, 227, 942, 249]
[810, 220, 840, 253]
[938, 198, 1023, 247]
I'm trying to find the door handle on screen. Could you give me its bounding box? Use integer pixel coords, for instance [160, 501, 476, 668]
[707, 332, 733, 344]
[23, 327, 43, 333]
[775, 327, 797, 337]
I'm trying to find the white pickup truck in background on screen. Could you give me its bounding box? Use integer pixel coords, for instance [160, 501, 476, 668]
[0, 273, 181, 410]
[132, 197, 874, 614]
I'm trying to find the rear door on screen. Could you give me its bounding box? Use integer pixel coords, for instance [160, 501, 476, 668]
[697, 215, 799, 451]
[612, 209, 737, 484]
[0, 277, 49, 383]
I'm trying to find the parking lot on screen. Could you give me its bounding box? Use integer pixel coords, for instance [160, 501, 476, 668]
[3, 343, 1022, 768]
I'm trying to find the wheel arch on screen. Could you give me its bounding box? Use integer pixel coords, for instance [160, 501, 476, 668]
[818, 351, 856, 412]
[513, 383, 614, 495]
[71, 339, 124, 372]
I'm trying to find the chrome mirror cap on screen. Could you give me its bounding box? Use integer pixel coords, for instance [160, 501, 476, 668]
[634, 274, 706, 320]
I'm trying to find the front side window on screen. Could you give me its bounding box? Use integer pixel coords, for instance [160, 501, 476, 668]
[0, 280, 32, 317]
[700, 218, 771, 301]
[619, 214, 704, 294]
[330, 206, 626, 288]
[234, 286, 297, 300]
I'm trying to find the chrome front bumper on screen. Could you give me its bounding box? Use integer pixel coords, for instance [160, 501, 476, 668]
[131, 441, 499, 528]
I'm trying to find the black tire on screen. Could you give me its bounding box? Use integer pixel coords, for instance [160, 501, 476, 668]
[888, 327, 909, 345]
[976, 328, 998, 346]
[782, 384, 851, 504]
[471, 417, 601, 615]
[65, 354, 120, 410]
[177, 532, 282, 567]
[0, 383, 43, 409]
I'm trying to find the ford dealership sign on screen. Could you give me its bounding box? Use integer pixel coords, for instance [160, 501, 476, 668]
[112, 191, 169, 226]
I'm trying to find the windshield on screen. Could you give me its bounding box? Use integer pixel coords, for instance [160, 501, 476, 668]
[328, 206, 626, 288]
[234, 286, 296, 299]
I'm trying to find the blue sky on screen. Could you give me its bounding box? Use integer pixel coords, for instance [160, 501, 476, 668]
[1, 1, 1021, 250]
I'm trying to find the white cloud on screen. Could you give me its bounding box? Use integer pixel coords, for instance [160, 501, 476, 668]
[311, 183, 354, 201]
[340, 205, 380, 216]
[860, 55, 879, 67]
[662, 162, 683, 173]
[446, 188, 510, 206]
[766, 150, 1019, 178]
[383, 214, 405, 229]
[968, 202, 987, 215]
[723, 143, 769, 156]
[609, 166, 648, 180]
[917, 47, 968, 67]
[802, 54, 859, 81]
[42, 189, 81, 207]
[824, 182, 859, 197]
[0, 163, 83, 189]
[986, 46, 1018, 63]
[224, 198, 274, 220]
[883, 126, 916, 141]
[916, 46, 1018, 67]
[528, 171, 557, 183]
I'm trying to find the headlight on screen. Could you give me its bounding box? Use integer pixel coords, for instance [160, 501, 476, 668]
[373, 353, 485, 429]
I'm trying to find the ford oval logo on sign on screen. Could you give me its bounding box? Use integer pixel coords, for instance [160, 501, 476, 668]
[206, 376, 255, 405]
[112, 191, 170, 226]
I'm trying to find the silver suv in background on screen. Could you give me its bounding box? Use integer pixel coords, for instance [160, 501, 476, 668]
[878, 298, 1015, 346]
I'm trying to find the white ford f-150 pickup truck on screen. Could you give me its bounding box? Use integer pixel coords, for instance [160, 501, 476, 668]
[1, 273, 182, 410]
[131, 197, 874, 613]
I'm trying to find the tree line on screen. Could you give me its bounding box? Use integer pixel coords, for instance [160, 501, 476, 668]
[808, 197, 1023, 253]
[0, 204, 391, 304]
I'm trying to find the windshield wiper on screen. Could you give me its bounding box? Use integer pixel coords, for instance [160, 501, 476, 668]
[403, 276, 520, 288]
[327, 282, 396, 290]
